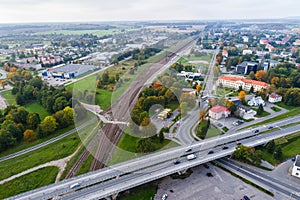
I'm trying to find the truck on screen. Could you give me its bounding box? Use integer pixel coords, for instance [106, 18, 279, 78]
[186, 154, 197, 160]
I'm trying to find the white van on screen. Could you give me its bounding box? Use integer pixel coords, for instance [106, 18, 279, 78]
[70, 182, 80, 189]
[186, 154, 197, 160]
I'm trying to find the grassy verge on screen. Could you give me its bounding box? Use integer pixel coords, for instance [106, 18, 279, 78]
[76, 153, 94, 176]
[275, 102, 294, 110]
[270, 106, 281, 112]
[0, 125, 75, 158]
[206, 124, 222, 138]
[0, 134, 80, 181]
[25, 102, 50, 120]
[118, 182, 157, 200]
[258, 132, 300, 165]
[241, 107, 300, 129]
[109, 133, 178, 165]
[1, 90, 15, 105]
[0, 166, 58, 199]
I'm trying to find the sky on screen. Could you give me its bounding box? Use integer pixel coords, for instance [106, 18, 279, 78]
[0, 0, 299, 23]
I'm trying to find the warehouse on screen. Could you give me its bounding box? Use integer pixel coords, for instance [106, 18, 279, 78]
[42, 64, 99, 79]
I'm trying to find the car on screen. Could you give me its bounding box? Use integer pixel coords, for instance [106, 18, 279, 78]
[208, 150, 214, 154]
[254, 129, 259, 134]
[56, 79, 59, 81]
[186, 154, 197, 160]
[173, 159, 180, 165]
[243, 195, 250, 200]
[69, 182, 80, 189]
[185, 148, 192, 152]
[292, 157, 296, 162]
[222, 146, 229, 150]
[236, 142, 242, 145]
[268, 126, 273, 129]
[162, 193, 168, 200]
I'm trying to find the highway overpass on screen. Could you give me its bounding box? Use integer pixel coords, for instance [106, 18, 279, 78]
[9, 118, 300, 200]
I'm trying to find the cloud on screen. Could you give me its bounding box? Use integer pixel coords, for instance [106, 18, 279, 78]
[0, 0, 299, 23]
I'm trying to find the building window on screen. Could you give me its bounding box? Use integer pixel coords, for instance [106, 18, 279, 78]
[297, 168, 300, 171]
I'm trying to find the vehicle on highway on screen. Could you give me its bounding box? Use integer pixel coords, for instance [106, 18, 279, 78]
[185, 148, 192, 152]
[173, 159, 180, 165]
[254, 129, 259, 134]
[186, 154, 197, 160]
[268, 126, 273, 129]
[208, 150, 214, 154]
[162, 193, 168, 200]
[236, 142, 242, 145]
[222, 146, 229, 150]
[70, 182, 80, 189]
[233, 120, 244, 126]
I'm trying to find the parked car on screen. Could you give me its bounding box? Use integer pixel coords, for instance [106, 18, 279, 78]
[243, 195, 250, 200]
[162, 194, 168, 200]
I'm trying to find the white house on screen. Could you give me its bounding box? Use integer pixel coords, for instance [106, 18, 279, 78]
[209, 105, 230, 120]
[268, 93, 282, 103]
[242, 50, 253, 55]
[292, 155, 300, 178]
[248, 96, 265, 107]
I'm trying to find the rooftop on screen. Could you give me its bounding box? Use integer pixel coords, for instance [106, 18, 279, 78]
[295, 155, 300, 167]
[210, 105, 229, 113]
[219, 75, 269, 87]
[52, 64, 97, 73]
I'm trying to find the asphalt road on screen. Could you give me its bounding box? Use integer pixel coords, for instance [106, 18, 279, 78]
[10, 122, 300, 200]
[217, 159, 300, 200]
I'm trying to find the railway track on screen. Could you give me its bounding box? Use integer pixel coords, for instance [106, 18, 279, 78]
[66, 35, 200, 177]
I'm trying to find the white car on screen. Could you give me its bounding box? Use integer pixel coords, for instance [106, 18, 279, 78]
[162, 194, 168, 200]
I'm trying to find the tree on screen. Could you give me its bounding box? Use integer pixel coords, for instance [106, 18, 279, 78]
[136, 138, 154, 153]
[27, 113, 41, 130]
[265, 140, 275, 153]
[196, 84, 202, 94]
[0, 129, 16, 152]
[2, 120, 23, 142]
[257, 104, 264, 116]
[238, 85, 243, 92]
[23, 129, 37, 142]
[249, 86, 254, 94]
[273, 146, 282, 160]
[159, 131, 164, 143]
[238, 90, 246, 100]
[38, 116, 57, 138]
[53, 96, 69, 112]
[251, 150, 262, 166]
[255, 70, 268, 82]
[248, 71, 256, 80]
[0, 80, 7, 89]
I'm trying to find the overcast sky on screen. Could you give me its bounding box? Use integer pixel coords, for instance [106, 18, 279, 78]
[0, 0, 299, 23]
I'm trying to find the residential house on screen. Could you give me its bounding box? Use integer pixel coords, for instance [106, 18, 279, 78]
[292, 155, 300, 178]
[222, 50, 228, 58]
[209, 105, 230, 120]
[268, 93, 282, 103]
[248, 96, 265, 107]
[242, 50, 253, 55]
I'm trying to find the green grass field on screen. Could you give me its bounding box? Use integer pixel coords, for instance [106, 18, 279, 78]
[0, 166, 58, 199]
[0, 134, 80, 181]
[0, 125, 75, 158]
[206, 124, 222, 138]
[275, 102, 295, 110]
[1, 90, 16, 105]
[25, 102, 50, 120]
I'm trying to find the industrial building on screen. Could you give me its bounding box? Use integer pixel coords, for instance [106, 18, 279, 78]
[42, 64, 99, 79]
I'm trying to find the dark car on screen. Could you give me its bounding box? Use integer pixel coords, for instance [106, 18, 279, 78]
[208, 150, 214, 154]
[236, 142, 242, 145]
[222, 146, 229, 150]
[173, 159, 180, 165]
[254, 129, 259, 134]
[243, 195, 250, 200]
[292, 157, 296, 162]
[268, 126, 273, 129]
[185, 148, 192, 152]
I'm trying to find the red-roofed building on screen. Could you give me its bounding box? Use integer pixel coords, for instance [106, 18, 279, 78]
[153, 81, 162, 89]
[222, 50, 228, 58]
[268, 93, 282, 103]
[209, 105, 230, 120]
[217, 75, 270, 92]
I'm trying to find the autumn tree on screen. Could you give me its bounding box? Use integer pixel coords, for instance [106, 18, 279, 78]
[255, 70, 268, 82]
[238, 90, 246, 100]
[248, 71, 256, 80]
[38, 116, 57, 138]
[27, 113, 41, 130]
[23, 129, 37, 142]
